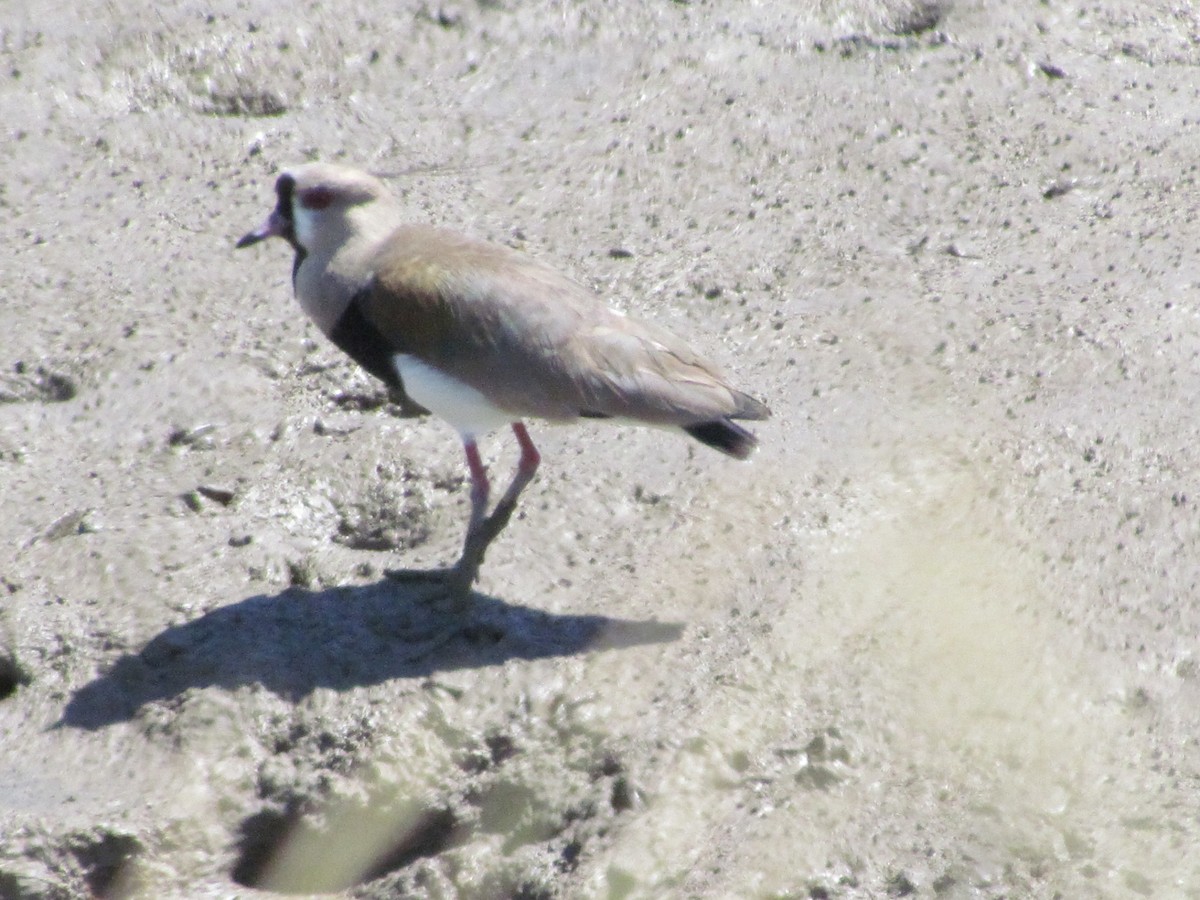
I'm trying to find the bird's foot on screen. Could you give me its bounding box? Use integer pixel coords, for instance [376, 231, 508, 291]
[382, 559, 505, 654]
[384, 560, 479, 614]
[383, 565, 455, 584]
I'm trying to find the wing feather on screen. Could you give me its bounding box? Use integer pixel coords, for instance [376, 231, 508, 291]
[357, 226, 766, 426]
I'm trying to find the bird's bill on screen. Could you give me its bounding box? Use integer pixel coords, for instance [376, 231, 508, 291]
[235, 209, 288, 248]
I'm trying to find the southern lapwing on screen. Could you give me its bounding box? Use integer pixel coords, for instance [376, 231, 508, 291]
[237, 163, 769, 602]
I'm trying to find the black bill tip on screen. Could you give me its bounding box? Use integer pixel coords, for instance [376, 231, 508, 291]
[235, 231, 265, 249]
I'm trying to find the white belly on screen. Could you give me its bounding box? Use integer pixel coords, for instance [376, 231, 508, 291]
[394, 354, 514, 438]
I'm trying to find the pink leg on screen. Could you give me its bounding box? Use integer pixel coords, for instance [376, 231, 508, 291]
[449, 423, 541, 599]
[496, 422, 540, 510]
[513, 422, 540, 472]
[463, 438, 490, 534]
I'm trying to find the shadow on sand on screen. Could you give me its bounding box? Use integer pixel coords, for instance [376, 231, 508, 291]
[58, 578, 683, 730]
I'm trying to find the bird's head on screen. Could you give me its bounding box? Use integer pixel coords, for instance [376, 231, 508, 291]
[236, 163, 398, 260]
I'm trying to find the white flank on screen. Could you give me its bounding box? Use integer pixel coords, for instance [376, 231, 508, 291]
[394, 354, 515, 438]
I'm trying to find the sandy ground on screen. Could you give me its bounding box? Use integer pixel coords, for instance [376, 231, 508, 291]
[3, 0, 1200, 897]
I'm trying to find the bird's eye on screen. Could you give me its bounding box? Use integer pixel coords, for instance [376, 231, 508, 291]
[298, 187, 335, 210]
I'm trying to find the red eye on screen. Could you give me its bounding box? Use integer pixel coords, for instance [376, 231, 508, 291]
[298, 186, 335, 210]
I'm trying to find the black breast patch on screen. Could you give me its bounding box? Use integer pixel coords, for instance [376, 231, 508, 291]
[328, 292, 405, 391]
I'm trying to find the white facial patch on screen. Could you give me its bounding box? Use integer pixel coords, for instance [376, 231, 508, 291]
[292, 204, 319, 253]
[394, 354, 514, 439]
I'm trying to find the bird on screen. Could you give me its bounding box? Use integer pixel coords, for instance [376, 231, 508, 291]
[237, 163, 769, 604]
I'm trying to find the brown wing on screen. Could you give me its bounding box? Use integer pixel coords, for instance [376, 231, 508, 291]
[359, 225, 766, 426]
[565, 316, 770, 424]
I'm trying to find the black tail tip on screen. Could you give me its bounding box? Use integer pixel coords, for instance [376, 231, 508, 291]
[684, 419, 759, 460]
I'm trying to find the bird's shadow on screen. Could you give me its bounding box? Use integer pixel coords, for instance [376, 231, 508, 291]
[58, 579, 683, 730]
